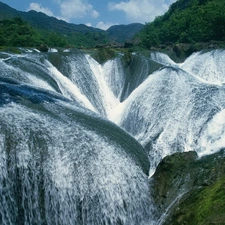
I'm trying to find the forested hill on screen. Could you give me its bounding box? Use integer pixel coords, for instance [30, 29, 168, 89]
[138, 0, 225, 49]
[0, 1, 144, 48]
[106, 24, 144, 43]
[0, 2, 103, 35]
[0, 1, 107, 48]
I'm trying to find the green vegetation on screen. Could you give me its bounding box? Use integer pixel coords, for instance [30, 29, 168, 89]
[65, 31, 108, 48]
[106, 23, 144, 43]
[122, 49, 133, 67]
[0, 17, 69, 49]
[92, 47, 117, 64]
[0, 17, 41, 47]
[0, 17, 108, 50]
[153, 150, 225, 225]
[138, 0, 225, 48]
[170, 177, 225, 225]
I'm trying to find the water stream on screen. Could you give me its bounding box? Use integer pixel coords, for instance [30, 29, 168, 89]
[1, 49, 225, 224]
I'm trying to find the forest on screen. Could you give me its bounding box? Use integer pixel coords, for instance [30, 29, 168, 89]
[1, 0, 225, 51]
[138, 0, 225, 48]
[0, 17, 108, 49]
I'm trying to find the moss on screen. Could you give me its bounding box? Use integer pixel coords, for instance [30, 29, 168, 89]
[122, 50, 132, 67]
[92, 47, 116, 64]
[153, 150, 225, 225]
[197, 178, 225, 224]
[153, 149, 225, 225]
[0, 46, 22, 54]
[169, 177, 225, 225]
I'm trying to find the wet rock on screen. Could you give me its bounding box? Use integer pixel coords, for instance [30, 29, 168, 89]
[38, 44, 49, 52]
[152, 150, 225, 224]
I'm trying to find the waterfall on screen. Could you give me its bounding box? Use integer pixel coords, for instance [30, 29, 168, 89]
[85, 55, 120, 117]
[150, 52, 178, 67]
[45, 59, 97, 112]
[101, 56, 126, 99]
[0, 79, 154, 225]
[120, 53, 155, 101]
[198, 109, 225, 157]
[117, 51, 225, 174]
[0, 53, 59, 92]
[1, 48, 225, 224]
[181, 49, 225, 85]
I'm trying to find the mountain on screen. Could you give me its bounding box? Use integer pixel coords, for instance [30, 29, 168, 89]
[138, 0, 225, 49]
[0, 1, 21, 19]
[0, 1, 143, 46]
[0, 2, 103, 35]
[106, 23, 144, 43]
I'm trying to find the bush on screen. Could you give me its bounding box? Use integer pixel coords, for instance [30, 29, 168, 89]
[94, 47, 116, 64]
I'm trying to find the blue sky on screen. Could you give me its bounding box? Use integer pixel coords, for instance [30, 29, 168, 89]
[1, 0, 177, 30]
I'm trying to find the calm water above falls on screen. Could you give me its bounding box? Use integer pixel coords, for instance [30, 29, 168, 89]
[0, 49, 225, 224]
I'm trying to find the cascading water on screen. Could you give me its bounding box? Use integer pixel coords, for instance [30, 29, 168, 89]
[116, 51, 225, 174]
[181, 49, 225, 85]
[120, 53, 156, 101]
[0, 79, 153, 225]
[1, 48, 225, 224]
[0, 52, 60, 93]
[101, 56, 126, 99]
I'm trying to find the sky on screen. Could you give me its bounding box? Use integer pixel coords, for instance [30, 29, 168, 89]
[1, 0, 177, 30]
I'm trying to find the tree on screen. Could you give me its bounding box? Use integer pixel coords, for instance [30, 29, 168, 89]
[137, 0, 225, 48]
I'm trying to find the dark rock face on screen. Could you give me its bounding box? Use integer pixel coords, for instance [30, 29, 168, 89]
[152, 150, 225, 225]
[152, 151, 198, 218]
[38, 44, 49, 52]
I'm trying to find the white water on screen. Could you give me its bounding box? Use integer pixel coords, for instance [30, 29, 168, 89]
[45, 59, 97, 112]
[0, 53, 61, 93]
[181, 50, 225, 85]
[1, 49, 225, 224]
[1, 50, 225, 168]
[1, 50, 225, 170]
[150, 52, 178, 67]
[116, 68, 195, 174]
[102, 57, 126, 99]
[49, 48, 58, 52]
[85, 55, 120, 117]
[0, 97, 154, 225]
[0, 56, 56, 92]
[114, 50, 225, 174]
[198, 109, 225, 157]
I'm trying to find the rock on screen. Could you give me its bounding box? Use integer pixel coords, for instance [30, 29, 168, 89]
[152, 150, 225, 224]
[124, 42, 134, 48]
[38, 44, 49, 52]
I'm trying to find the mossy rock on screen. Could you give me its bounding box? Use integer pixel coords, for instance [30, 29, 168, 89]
[152, 151, 198, 215]
[166, 177, 225, 225]
[38, 44, 49, 52]
[152, 150, 225, 224]
[0, 47, 22, 54]
[122, 50, 133, 67]
[93, 47, 116, 64]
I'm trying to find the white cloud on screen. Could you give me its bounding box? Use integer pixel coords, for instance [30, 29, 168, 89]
[108, 0, 176, 23]
[92, 10, 99, 18]
[85, 22, 92, 27]
[27, 3, 55, 17]
[59, 0, 99, 21]
[96, 22, 118, 30]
